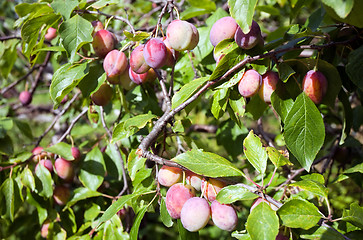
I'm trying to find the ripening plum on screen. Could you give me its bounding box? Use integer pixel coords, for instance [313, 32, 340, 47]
[36, 159, 53, 173]
[32, 146, 50, 162]
[19, 91, 32, 106]
[103, 50, 128, 84]
[163, 37, 179, 67]
[201, 178, 226, 202]
[259, 71, 279, 103]
[211, 201, 238, 231]
[143, 38, 167, 69]
[185, 171, 203, 191]
[71, 147, 81, 161]
[238, 69, 262, 98]
[92, 29, 116, 58]
[130, 45, 151, 74]
[276, 233, 290, 240]
[157, 165, 182, 187]
[234, 20, 262, 49]
[250, 197, 279, 212]
[92, 21, 104, 33]
[166, 20, 199, 51]
[180, 197, 211, 232]
[119, 64, 136, 90]
[41, 220, 50, 238]
[129, 67, 156, 85]
[54, 158, 74, 182]
[45, 27, 57, 41]
[165, 183, 196, 219]
[91, 83, 113, 106]
[53, 185, 70, 205]
[302, 70, 328, 104]
[210, 17, 238, 47]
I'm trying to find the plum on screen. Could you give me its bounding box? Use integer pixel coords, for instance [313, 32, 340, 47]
[166, 20, 199, 51]
[302, 70, 328, 104]
[180, 197, 211, 232]
[54, 158, 74, 182]
[45, 27, 57, 41]
[201, 178, 226, 202]
[238, 69, 262, 98]
[165, 183, 196, 219]
[92, 29, 116, 58]
[130, 45, 151, 74]
[19, 91, 32, 106]
[210, 17, 238, 47]
[211, 200, 238, 231]
[185, 171, 203, 191]
[259, 71, 279, 103]
[234, 20, 262, 49]
[53, 185, 70, 205]
[157, 165, 182, 187]
[129, 67, 156, 85]
[91, 83, 113, 106]
[143, 38, 167, 69]
[103, 50, 128, 84]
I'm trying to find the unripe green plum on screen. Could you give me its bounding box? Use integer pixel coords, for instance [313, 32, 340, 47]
[259, 71, 279, 103]
[180, 197, 211, 232]
[130, 45, 150, 74]
[250, 197, 279, 212]
[92, 29, 116, 58]
[211, 200, 238, 231]
[143, 38, 167, 69]
[234, 20, 262, 49]
[185, 171, 203, 191]
[201, 178, 226, 202]
[45, 27, 57, 41]
[129, 67, 156, 85]
[91, 83, 113, 106]
[165, 183, 196, 219]
[238, 69, 262, 97]
[19, 91, 32, 106]
[157, 165, 182, 187]
[54, 158, 74, 182]
[210, 17, 238, 47]
[53, 185, 70, 205]
[103, 50, 128, 84]
[166, 20, 199, 51]
[302, 70, 328, 104]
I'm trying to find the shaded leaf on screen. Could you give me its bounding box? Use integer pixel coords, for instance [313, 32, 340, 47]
[79, 147, 105, 191]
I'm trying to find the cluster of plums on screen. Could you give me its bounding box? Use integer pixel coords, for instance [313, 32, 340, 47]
[158, 165, 238, 232]
[90, 19, 199, 106]
[32, 145, 81, 205]
[210, 16, 328, 104]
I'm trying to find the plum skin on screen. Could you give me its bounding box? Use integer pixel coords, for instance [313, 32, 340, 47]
[130, 45, 150, 74]
[210, 17, 238, 47]
[211, 200, 238, 231]
[157, 165, 182, 187]
[92, 29, 116, 58]
[36, 159, 53, 173]
[302, 70, 328, 104]
[91, 83, 113, 106]
[53, 185, 71, 205]
[259, 71, 279, 103]
[143, 38, 167, 69]
[54, 158, 74, 182]
[45, 27, 57, 41]
[234, 20, 262, 49]
[103, 50, 128, 84]
[166, 20, 199, 51]
[201, 178, 226, 202]
[185, 171, 203, 191]
[180, 197, 211, 232]
[238, 69, 262, 98]
[71, 147, 81, 161]
[19, 91, 32, 106]
[165, 183, 196, 219]
[129, 67, 156, 85]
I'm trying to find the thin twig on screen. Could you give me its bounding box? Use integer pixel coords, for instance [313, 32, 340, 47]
[57, 108, 88, 143]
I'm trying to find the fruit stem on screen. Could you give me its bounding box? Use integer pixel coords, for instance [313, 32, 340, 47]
[104, 16, 113, 30]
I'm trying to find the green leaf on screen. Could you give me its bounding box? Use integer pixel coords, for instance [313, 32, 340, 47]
[112, 112, 157, 142]
[177, 219, 199, 240]
[26, 189, 48, 225]
[104, 143, 125, 181]
[59, 14, 93, 61]
[160, 198, 173, 228]
[278, 62, 296, 83]
[301, 173, 325, 184]
[1, 178, 15, 221]
[123, 30, 151, 42]
[0, 117, 13, 138]
[21, 167, 36, 191]
[266, 147, 291, 167]
[0, 134, 14, 155]
[284, 93, 325, 171]
[278, 199, 321, 229]
[245, 94, 268, 120]
[130, 206, 148, 240]
[228, 0, 258, 33]
[211, 88, 229, 119]
[46, 142, 74, 160]
[290, 180, 328, 198]
[79, 147, 105, 191]
[271, 89, 294, 123]
[342, 203, 363, 229]
[13, 119, 33, 140]
[300, 225, 345, 240]
[338, 90, 353, 144]
[323, 0, 363, 28]
[66, 187, 102, 208]
[321, 0, 353, 18]
[172, 149, 244, 178]
[231, 231, 251, 240]
[78, 63, 106, 98]
[209, 48, 243, 81]
[35, 163, 54, 198]
[243, 130, 268, 174]
[228, 90, 246, 119]
[344, 162, 363, 174]
[51, 0, 79, 20]
[347, 45, 363, 92]
[127, 149, 147, 181]
[172, 77, 209, 109]
[246, 202, 279, 240]
[50, 62, 89, 108]
[216, 185, 257, 204]
[187, 0, 216, 11]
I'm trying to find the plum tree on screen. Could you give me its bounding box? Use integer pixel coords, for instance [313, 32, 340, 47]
[238, 69, 262, 97]
[45, 27, 57, 41]
[143, 38, 168, 69]
[250, 197, 279, 212]
[157, 165, 182, 187]
[210, 201, 238, 231]
[201, 178, 226, 202]
[166, 20, 199, 51]
[129, 45, 150, 74]
[210, 17, 238, 47]
[302, 70, 328, 104]
[165, 183, 196, 219]
[129, 67, 156, 85]
[180, 197, 211, 232]
[53, 185, 71, 206]
[91, 83, 113, 106]
[234, 20, 262, 49]
[185, 171, 203, 191]
[54, 158, 74, 182]
[103, 50, 128, 84]
[92, 29, 116, 58]
[19, 90, 32, 106]
[259, 71, 279, 103]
